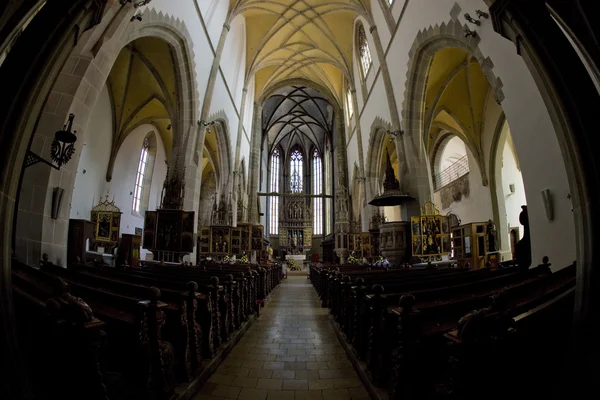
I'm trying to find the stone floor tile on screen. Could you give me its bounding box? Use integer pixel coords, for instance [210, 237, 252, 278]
[249, 369, 274, 379]
[284, 362, 307, 370]
[282, 379, 309, 390]
[294, 390, 324, 400]
[294, 370, 320, 380]
[208, 373, 236, 385]
[347, 387, 369, 399]
[211, 385, 242, 399]
[243, 360, 265, 369]
[318, 369, 343, 379]
[263, 361, 285, 370]
[308, 380, 335, 390]
[231, 376, 260, 388]
[331, 378, 362, 389]
[239, 388, 268, 400]
[321, 389, 350, 400]
[272, 370, 296, 380]
[195, 276, 363, 400]
[256, 378, 283, 390]
[267, 390, 295, 400]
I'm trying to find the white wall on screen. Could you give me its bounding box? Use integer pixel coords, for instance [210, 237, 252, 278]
[352, 0, 576, 269]
[108, 125, 167, 261]
[501, 136, 527, 240]
[433, 144, 493, 223]
[70, 86, 113, 220]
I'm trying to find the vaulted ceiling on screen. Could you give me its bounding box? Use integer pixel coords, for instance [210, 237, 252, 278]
[263, 86, 333, 156]
[231, 0, 371, 102]
[106, 37, 176, 159]
[424, 47, 491, 156]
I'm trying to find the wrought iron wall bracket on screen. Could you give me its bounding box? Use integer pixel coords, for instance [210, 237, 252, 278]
[24, 151, 61, 170]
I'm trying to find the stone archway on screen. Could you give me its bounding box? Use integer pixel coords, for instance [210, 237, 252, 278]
[15, 7, 200, 266]
[400, 19, 505, 207]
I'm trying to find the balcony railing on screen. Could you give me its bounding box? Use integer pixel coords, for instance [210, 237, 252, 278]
[434, 155, 469, 190]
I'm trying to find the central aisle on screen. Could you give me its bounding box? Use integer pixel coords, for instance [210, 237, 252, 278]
[194, 275, 368, 400]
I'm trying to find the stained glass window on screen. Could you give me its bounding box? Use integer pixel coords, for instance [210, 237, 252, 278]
[132, 138, 149, 213]
[357, 24, 372, 77]
[269, 149, 280, 234]
[290, 149, 304, 193]
[313, 149, 323, 235]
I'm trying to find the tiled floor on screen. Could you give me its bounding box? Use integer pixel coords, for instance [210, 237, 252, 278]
[194, 275, 369, 400]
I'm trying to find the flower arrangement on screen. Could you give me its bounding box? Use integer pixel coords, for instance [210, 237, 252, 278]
[237, 255, 248, 264]
[223, 255, 233, 262]
[287, 258, 302, 271]
[348, 252, 363, 265]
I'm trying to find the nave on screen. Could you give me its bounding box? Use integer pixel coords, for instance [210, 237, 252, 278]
[195, 274, 367, 400]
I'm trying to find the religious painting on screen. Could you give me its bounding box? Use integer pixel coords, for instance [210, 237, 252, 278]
[251, 225, 264, 251]
[241, 225, 249, 251]
[198, 227, 210, 254]
[156, 211, 182, 252]
[181, 211, 195, 253]
[96, 212, 113, 242]
[211, 226, 231, 254]
[231, 227, 242, 255]
[412, 217, 421, 236]
[135, 227, 143, 236]
[143, 211, 157, 249]
[413, 238, 422, 255]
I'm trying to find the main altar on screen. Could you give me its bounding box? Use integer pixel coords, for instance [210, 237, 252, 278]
[278, 195, 312, 256]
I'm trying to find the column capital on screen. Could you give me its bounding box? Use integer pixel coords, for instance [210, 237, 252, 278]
[350, 88, 357, 94]
[223, 23, 231, 31]
[242, 88, 248, 93]
[369, 25, 378, 34]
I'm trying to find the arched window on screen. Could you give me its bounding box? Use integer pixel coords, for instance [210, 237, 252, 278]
[357, 24, 372, 77]
[269, 149, 280, 235]
[290, 149, 304, 193]
[313, 149, 323, 235]
[132, 138, 150, 213]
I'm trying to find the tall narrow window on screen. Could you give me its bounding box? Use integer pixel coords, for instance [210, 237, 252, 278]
[357, 24, 372, 77]
[132, 138, 149, 213]
[290, 149, 304, 193]
[313, 149, 323, 235]
[346, 89, 354, 124]
[269, 149, 280, 235]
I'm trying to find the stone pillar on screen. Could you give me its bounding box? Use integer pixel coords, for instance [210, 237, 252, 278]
[232, 87, 249, 226]
[350, 88, 370, 232]
[247, 103, 262, 223]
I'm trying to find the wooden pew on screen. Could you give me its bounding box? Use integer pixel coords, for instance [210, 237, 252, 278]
[14, 262, 176, 399]
[12, 270, 110, 400]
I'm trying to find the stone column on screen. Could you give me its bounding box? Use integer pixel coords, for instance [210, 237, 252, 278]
[247, 103, 262, 223]
[350, 88, 370, 232]
[232, 87, 249, 226]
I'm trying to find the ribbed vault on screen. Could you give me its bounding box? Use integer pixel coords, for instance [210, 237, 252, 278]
[106, 36, 176, 159]
[263, 86, 333, 155]
[231, 0, 371, 101]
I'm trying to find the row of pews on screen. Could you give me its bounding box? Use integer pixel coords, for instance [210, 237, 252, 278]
[12, 259, 282, 400]
[310, 261, 576, 399]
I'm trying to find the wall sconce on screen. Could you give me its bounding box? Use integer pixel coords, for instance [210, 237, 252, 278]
[199, 120, 215, 127]
[541, 189, 554, 221]
[476, 10, 489, 19]
[51, 187, 64, 220]
[464, 13, 481, 26]
[386, 129, 404, 137]
[130, 13, 142, 22]
[24, 113, 77, 170]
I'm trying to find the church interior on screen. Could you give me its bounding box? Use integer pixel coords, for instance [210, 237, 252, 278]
[1, 1, 599, 399]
